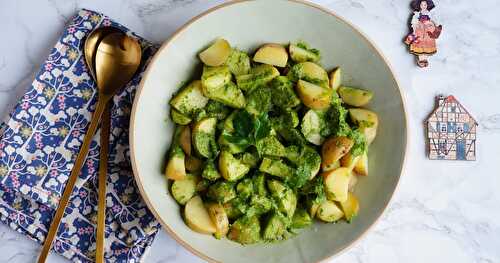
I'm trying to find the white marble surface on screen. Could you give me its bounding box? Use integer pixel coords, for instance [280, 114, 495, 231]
[0, 0, 499, 262]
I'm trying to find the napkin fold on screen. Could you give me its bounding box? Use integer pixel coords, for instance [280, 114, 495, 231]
[0, 9, 160, 262]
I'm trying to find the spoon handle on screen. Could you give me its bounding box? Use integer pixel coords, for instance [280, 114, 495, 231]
[38, 99, 107, 263]
[96, 104, 111, 263]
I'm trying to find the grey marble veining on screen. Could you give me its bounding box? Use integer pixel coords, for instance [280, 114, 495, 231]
[0, 0, 499, 262]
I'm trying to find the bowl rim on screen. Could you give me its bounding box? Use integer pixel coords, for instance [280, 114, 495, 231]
[129, 0, 409, 262]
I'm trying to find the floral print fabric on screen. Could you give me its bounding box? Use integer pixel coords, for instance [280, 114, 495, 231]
[0, 9, 160, 262]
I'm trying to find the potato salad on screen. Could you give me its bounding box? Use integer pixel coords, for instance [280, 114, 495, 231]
[165, 38, 379, 244]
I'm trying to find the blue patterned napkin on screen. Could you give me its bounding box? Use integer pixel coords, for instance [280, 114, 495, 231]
[0, 9, 160, 262]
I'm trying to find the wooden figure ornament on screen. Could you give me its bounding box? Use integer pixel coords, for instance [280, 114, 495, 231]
[404, 0, 443, 68]
[426, 95, 478, 161]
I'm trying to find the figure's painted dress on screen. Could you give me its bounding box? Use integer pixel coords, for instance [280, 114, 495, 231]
[409, 11, 438, 55]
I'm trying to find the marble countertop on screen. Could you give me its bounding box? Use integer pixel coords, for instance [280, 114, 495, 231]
[1, 0, 499, 262]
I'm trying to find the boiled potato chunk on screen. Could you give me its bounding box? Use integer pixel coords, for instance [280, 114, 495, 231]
[253, 43, 288, 67]
[338, 86, 373, 107]
[354, 151, 369, 176]
[339, 192, 359, 222]
[184, 196, 217, 234]
[185, 156, 203, 172]
[348, 108, 379, 145]
[206, 203, 229, 239]
[192, 117, 217, 158]
[289, 43, 320, 63]
[321, 136, 354, 171]
[171, 175, 198, 205]
[289, 62, 329, 87]
[179, 125, 191, 156]
[307, 201, 320, 218]
[340, 152, 360, 171]
[348, 172, 358, 192]
[329, 67, 342, 90]
[165, 148, 186, 180]
[199, 38, 231, 66]
[218, 151, 250, 181]
[323, 167, 351, 202]
[296, 80, 332, 110]
[316, 200, 344, 222]
[170, 80, 209, 116]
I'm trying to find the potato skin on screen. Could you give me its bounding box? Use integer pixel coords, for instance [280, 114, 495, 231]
[206, 203, 229, 239]
[321, 136, 354, 171]
[165, 150, 186, 181]
[348, 108, 379, 145]
[179, 125, 191, 156]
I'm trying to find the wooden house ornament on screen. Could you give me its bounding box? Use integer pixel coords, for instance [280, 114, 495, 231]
[426, 95, 477, 160]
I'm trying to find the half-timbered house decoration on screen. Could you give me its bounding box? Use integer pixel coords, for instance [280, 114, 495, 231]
[426, 95, 477, 160]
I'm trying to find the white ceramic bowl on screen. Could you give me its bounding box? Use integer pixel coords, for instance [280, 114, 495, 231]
[130, 1, 407, 262]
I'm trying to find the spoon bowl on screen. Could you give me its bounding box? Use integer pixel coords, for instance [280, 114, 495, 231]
[95, 32, 142, 96]
[84, 27, 123, 78]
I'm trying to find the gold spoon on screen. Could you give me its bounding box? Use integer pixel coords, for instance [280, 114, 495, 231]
[84, 27, 123, 263]
[38, 32, 142, 263]
[84, 27, 122, 79]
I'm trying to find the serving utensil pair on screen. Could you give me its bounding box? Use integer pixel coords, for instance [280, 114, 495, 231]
[37, 27, 142, 263]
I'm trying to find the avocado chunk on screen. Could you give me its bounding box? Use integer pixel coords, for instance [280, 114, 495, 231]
[201, 161, 221, 181]
[170, 108, 192, 125]
[236, 64, 279, 92]
[270, 109, 299, 130]
[289, 42, 320, 63]
[192, 117, 218, 159]
[171, 174, 198, 205]
[218, 134, 246, 154]
[247, 195, 273, 216]
[245, 85, 272, 116]
[205, 100, 231, 120]
[239, 151, 260, 168]
[223, 197, 246, 219]
[236, 178, 254, 199]
[228, 216, 261, 244]
[259, 158, 294, 178]
[170, 80, 209, 116]
[269, 76, 301, 109]
[207, 181, 236, 203]
[252, 173, 268, 196]
[225, 49, 251, 76]
[201, 66, 246, 108]
[290, 208, 312, 229]
[263, 212, 288, 241]
[267, 179, 297, 217]
[218, 151, 251, 181]
[256, 136, 286, 157]
[201, 66, 231, 91]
